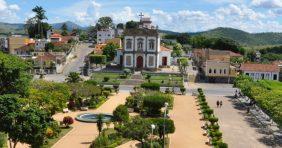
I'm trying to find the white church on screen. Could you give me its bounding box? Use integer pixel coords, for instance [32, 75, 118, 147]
[116, 16, 172, 70]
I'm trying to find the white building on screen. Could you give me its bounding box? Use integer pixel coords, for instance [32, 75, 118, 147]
[0, 37, 8, 51]
[35, 39, 48, 51]
[240, 63, 280, 81]
[119, 17, 171, 70]
[97, 29, 115, 44]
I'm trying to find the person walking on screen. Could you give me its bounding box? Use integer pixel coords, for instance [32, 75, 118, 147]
[216, 100, 220, 108]
[219, 101, 223, 108]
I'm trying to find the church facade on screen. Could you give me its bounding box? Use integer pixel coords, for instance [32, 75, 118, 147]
[118, 17, 171, 70]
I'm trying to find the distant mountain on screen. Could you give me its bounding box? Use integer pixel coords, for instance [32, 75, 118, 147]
[0, 21, 85, 35]
[0, 22, 25, 35]
[51, 21, 85, 31]
[193, 27, 282, 46]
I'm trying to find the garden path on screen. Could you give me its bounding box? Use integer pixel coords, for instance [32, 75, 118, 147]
[170, 95, 209, 148]
[51, 92, 130, 148]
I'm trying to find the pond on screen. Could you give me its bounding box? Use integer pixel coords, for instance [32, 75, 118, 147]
[75, 113, 113, 123]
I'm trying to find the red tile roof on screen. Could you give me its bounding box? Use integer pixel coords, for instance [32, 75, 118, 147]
[50, 33, 62, 38]
[240, 63, 279, 72]
[36, 53, 56, 62]
[160, 46, 171, 51]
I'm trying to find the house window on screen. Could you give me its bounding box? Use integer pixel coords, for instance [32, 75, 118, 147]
[137, 38, 144, 50]
[246, 73, 249, 76]
[220, 69, 222, 74]
[125, 55, 132, 66]
[126, 39, 132, 49]
[209, 69, 212, 74]
[108, 34, 110, 37]
[224, 69, 226, 74]
[214, 69, 216, 74]
[99, 34, 101, 36]
[149, 39, 154, 50]
[261, 74, 265, 79]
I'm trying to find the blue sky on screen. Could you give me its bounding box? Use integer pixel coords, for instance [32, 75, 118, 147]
[1, 0, 282, 32]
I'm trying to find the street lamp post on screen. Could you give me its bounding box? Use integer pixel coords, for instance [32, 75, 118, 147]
[163, 102, 169, 148]
[151, 124, 156, 148]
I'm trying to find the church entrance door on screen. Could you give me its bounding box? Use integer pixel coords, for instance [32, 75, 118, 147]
[136, 56, 143, 69]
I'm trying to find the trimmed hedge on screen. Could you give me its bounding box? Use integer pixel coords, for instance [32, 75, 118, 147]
[141, 82, 160, 91]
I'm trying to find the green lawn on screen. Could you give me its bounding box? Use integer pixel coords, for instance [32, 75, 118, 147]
[143, 73, 183, 87]
[91, 72, 130, 85]
[43, 127, 73, 148]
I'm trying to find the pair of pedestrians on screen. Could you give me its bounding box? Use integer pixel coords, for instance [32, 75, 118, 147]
[216, 100, 223, 108]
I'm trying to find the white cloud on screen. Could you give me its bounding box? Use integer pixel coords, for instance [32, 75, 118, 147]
[0, 0, 20, 22]
[251, 0, 282, 8]
[111, 6, 137, 23]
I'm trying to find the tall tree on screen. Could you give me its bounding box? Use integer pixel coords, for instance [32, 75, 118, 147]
[61, 23, 68, 36]
[32, 6, 48, 39]
[0, 52, 31, 96]
[102, 43, 119, 61]
[97, 17, 113, 29]
[117, 23, 124, 29]
[125, 21, 139, 29]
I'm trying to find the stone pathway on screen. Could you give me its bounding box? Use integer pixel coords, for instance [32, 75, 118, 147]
[206, 95, 269, 148]
[170, 95, 209, 148]
[52, 92, 130, 148]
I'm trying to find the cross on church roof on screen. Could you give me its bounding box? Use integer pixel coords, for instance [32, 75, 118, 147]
[139, 12, 144, 20]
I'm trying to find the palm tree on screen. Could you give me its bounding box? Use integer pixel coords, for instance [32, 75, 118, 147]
[96, 114, 104, 135]
[65, 72, 82, 83]
[32, 6, 47, 38]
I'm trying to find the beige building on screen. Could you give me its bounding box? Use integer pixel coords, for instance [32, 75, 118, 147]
[8, 36, 29, 54]
[193, 48, 237, 83]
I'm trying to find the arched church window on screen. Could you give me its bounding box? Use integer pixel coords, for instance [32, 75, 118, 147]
[137, 38, 144, 50]
[149, 39, 154, 50]
[126, 39, 132, 49]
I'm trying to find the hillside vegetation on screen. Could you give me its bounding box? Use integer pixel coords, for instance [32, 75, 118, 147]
[195, 27, 282, 46]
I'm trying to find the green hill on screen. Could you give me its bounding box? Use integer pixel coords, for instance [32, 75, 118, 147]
[194, 27, 282, 46]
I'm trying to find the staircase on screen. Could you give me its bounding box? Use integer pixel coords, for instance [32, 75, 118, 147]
[121, 72, 144, 85]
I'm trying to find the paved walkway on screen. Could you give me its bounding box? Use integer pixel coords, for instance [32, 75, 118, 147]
[206, 95, 268, 148]
[170, 95, 209, 148]
[52, 92, 129, 148]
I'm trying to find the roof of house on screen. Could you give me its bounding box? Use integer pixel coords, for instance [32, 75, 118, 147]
[15, 43, 35, 51]
[50, 33, 62, 38]
[160, 46, 171, 51]
[124, 28, 158, 36]
[61, 36, 73, 43]
[36, 52, 56, 61]
[240, 63, 280, 72]
[94, 44, 107, 54]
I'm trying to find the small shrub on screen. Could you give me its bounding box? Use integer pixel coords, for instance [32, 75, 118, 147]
[103, 87, 112, 93]
[102, 91, 111, 98]
[141, 82, 160, 91]
[113, 105, 129, 123]
[180, 87, 186, 95]
[46, 127, 54, 138]
[209, 116, 219, 125]
[120, 75, 127, 79]
[165, 88, 171, 94]
[63, 116, 74, 128]
[103, 77, 110, 82]
[217, 142, 228, 148]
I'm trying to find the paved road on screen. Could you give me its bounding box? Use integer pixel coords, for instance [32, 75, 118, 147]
[188, 82, 273, 148]
[38, 43, 93, 82]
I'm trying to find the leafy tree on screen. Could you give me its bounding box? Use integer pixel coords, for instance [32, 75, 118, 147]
[89, 54, 106, 68]
[0, 95, 51, 148]
[178, 57, 189, 75]
[176, 33, 190, 44]
[102, 43, 119, 61]
[143, 94, 169, 116]
[117, 23, 124, 29]
[0, 52, 31, 96]
[113, 105, 129, 123]
[97, 114, 104, 135]
[121, 116, 151, 147]
[61, 23, 68, 36]
[45, 42, 54, 51]
[97, 17, 113, 29]
[148, 118, 175, 139]
[172, 43, 183, 57]
[66, 72, 82, 83]
[28, 80, 71, 115]
[125, 20, 139, 29]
